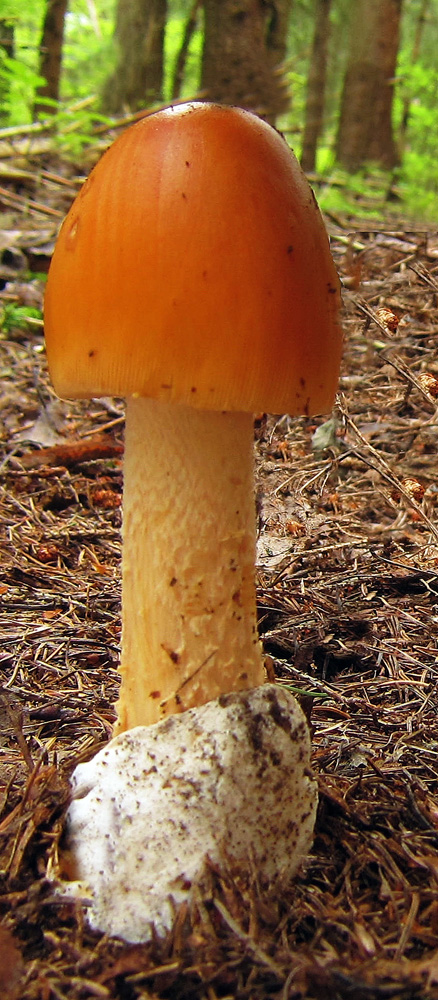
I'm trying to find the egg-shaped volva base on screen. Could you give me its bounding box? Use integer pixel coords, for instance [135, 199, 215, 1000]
[57, 684, 317, 942]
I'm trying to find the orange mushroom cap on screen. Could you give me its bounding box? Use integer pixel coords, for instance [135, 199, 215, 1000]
[44, 102, 342, 415]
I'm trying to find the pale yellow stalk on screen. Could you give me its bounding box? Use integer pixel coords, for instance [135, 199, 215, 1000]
[115, 397, 265, 731]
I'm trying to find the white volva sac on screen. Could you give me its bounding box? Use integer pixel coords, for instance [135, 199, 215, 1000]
[60, 685, 317, 942]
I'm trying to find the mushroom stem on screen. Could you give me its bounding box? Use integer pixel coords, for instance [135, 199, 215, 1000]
[115, 397, 265, 732]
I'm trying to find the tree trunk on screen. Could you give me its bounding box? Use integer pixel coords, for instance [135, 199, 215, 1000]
[33, 0, 68, 117]
[102, 0, 167, 114]
[201, 0, 293, 125]
[335, 0, 402, 171]
[0, 18, 14, 124]
[300, 0, 332, 173]
[171, 0, 202, 99]
[265, 0, 293, 71]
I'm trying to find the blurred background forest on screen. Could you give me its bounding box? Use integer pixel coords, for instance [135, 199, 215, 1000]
[0, 0, 437, 222]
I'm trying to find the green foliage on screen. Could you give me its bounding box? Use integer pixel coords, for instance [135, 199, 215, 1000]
[398, 151, 438, 220]
[391, 5, 438, 219]
[313, 153, 438, 225]
[49, 101, 112, 159]
[0, 0, 45, 122]
[0, 0, 117, 124]
[0, 302, 42, 336]
[394, 56, 438, 156]
[61, 1, 117, 104]
[315, 167, 391, 222]
[0, 53, 44, 123]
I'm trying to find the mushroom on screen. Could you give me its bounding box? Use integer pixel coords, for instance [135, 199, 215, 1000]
[44, 102, 342, 941]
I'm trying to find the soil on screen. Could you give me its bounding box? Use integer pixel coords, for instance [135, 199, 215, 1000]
[1, 147, 438, 998]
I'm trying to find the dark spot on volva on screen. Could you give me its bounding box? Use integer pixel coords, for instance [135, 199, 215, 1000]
[241, 709, 265, 753]
[287, 245, 293, 254]
[88, 349, 96, 358]
[328, 283, 338, 294]
[185, 160, 191, 167]
[266, 688, 305, 737]
[299, 376, 306, 388]
[191, 387, 197, 393]
[169, 577, 177, 587]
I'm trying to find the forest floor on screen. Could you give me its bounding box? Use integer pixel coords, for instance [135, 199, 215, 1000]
[1, 142, 438, 999]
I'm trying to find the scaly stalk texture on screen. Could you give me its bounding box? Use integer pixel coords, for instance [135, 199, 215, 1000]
[115, 397, 265, 731]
